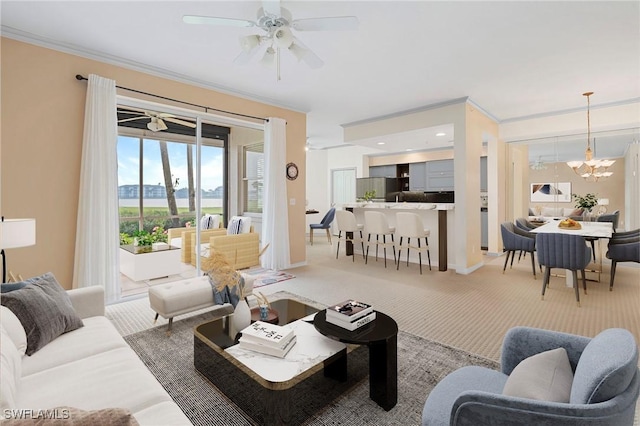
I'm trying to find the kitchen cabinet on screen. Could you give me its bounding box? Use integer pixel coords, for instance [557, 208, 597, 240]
[426, 159, 454, 191]
[409, 162, 426, 191]
[369, 165, 396, 178]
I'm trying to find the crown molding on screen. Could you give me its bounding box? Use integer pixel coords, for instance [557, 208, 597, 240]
[1, 26, 308, 114]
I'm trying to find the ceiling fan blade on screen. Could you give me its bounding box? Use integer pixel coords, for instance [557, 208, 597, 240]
[163, 117, 197, 128]
[289, 37, 324, 69]
[183, 15, 255, 27]
[117, 116, 148, 123]
[291, 16, 359, 31]
[117, 106, 148, 114]
[233, 45, 262, 65]
[261, 0, 281, 18]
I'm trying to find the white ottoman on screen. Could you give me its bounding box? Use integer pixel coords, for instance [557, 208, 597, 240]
[148, 274, 256, 334]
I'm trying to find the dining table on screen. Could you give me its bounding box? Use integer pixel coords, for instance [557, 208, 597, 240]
[530, 220, 614, 286]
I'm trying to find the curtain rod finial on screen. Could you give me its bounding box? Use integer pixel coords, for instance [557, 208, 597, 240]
[75, 74, 86, 81]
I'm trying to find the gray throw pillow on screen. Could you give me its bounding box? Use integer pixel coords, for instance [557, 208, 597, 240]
[503, 347, 574, 402]
[0, 272, 83, 355]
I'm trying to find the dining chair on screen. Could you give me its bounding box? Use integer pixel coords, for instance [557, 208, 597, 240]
[536, 233, 591, 307]
[309, 207, 336, 245]
[500, 222, 537, 278]
[335, 209, 365, 261]
[395, 212, 431, 274]
[586, 210, 620, 261]
[606, 229, 640, 291]
[364, 211, 396, 268]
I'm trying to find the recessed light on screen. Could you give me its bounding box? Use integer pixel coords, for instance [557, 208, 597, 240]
[377, 142, 385, 145]
[436, 132, 446, 137]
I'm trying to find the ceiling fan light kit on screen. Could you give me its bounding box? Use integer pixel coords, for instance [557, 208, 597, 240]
[183, 0, 358, 80]
[566, 92, 615, 182]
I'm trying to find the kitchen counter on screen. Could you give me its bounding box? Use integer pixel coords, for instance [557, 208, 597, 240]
[342, 203, 455, 271]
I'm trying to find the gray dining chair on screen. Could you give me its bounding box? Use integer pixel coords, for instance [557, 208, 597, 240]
[606, 229, 640, 291]
[536, 233, 591, 306]
[500, 222, 537, 278]
[309, 207, 336, 245]
[586, 210, 620, 260]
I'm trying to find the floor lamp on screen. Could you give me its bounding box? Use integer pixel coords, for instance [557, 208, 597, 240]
[0, 217, 36, 283]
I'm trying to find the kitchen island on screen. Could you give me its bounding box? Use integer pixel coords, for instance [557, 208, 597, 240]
[342, 203, 455, 271]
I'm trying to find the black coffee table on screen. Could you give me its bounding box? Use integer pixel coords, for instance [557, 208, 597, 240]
[313, 310, 398, 410]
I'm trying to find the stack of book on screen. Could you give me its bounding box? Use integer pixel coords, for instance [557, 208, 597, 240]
[238, 321, 296, 358]
[326, 300, 376, 331]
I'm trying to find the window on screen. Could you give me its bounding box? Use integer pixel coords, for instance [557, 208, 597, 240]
[117, 134, 225, 240]
[244, 142, 264, 214]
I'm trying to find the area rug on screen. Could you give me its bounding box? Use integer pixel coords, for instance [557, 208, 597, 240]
[124, 291, 498, 426]
[243, 266, 295, 288]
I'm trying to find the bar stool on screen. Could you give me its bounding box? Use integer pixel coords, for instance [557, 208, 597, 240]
[364, 211, 396, 268]
[335, 210, 365, 261]
[395, 212, 432, 274]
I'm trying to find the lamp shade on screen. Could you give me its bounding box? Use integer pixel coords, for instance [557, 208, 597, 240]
[0, 218, 36, 249]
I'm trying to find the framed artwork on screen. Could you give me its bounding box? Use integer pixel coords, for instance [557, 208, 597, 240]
[530, 182, 572, 203]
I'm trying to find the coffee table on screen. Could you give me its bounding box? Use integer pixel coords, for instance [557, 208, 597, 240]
[194, 298, 365, 425]
[314, 309, 398, 411]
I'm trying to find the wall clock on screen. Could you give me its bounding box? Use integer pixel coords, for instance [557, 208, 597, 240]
[286, 162, 299, 180]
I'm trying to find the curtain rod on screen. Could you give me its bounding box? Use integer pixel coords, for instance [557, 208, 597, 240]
[75, 74, 267, 122]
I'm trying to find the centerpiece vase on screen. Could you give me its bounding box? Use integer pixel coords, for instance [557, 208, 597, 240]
[230, 298, 251, 338]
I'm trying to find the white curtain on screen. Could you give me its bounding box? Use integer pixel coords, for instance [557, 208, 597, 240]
[261, 117, 290, 270]
[72, 74, 120, 303]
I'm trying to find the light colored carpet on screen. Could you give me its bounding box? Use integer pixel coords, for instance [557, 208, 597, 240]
[107, 242, 640, 361]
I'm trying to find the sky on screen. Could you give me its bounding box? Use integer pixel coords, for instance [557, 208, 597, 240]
[117, 136, 224, 191]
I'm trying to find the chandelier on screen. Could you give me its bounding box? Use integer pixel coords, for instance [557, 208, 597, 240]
[566, 92, 615, 182]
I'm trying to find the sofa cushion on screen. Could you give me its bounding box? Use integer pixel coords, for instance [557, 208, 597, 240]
[1, 306, 27, 356]
[1, 326, 22, 410]
[0, 273, 83, 356]
[21, 317, 129, 377]
[17, 347, 181, 418]
[570, 328, 639, 404]
[541, 207, 562, 217]
[503, 348, 573, 402]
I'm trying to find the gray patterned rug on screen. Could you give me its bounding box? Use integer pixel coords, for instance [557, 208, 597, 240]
[124, 292, 498, 425]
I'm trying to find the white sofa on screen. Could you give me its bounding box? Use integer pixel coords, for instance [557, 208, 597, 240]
[1, 286, 191, 425]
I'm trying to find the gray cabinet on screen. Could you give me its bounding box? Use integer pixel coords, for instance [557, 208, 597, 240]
[480, 157, 488, 192]
[426, 159, 454, 191]
[409, 162, 426, 191]
[369, 165, 396, 178]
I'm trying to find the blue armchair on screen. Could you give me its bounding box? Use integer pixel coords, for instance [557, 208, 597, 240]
[422, 326, 640, 426]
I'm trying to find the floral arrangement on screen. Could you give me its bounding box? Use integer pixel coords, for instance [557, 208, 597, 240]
[131, 226, 168, 246]
[572, 193, 598, 212]
[361, 190, 377, 202]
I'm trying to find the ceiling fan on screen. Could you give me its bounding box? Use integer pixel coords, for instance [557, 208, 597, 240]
[183, 0, 359, 80]
[117, 107, 197, 132]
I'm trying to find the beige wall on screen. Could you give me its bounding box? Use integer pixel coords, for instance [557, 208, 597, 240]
[1, 38, 307, 289]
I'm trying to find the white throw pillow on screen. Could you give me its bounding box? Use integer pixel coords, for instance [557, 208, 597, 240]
[0, 326, 21, 410]
[0, 306, 27, 356]
[227, 216, 252, 235]
[200, 214, 220, 230]
[503, 347, 574, 402]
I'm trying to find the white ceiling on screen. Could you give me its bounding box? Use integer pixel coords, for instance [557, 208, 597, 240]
[2, 1, 639, 156]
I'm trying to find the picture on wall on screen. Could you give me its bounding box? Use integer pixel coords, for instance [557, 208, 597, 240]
[530, 182, 572, 203]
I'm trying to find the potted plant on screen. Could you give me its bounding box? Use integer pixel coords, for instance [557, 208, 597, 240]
[362, 190, 377, 202]
[572, 193, 598, 221]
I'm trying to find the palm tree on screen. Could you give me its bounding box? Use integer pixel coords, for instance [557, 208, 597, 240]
[159, 141, 179, 228]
